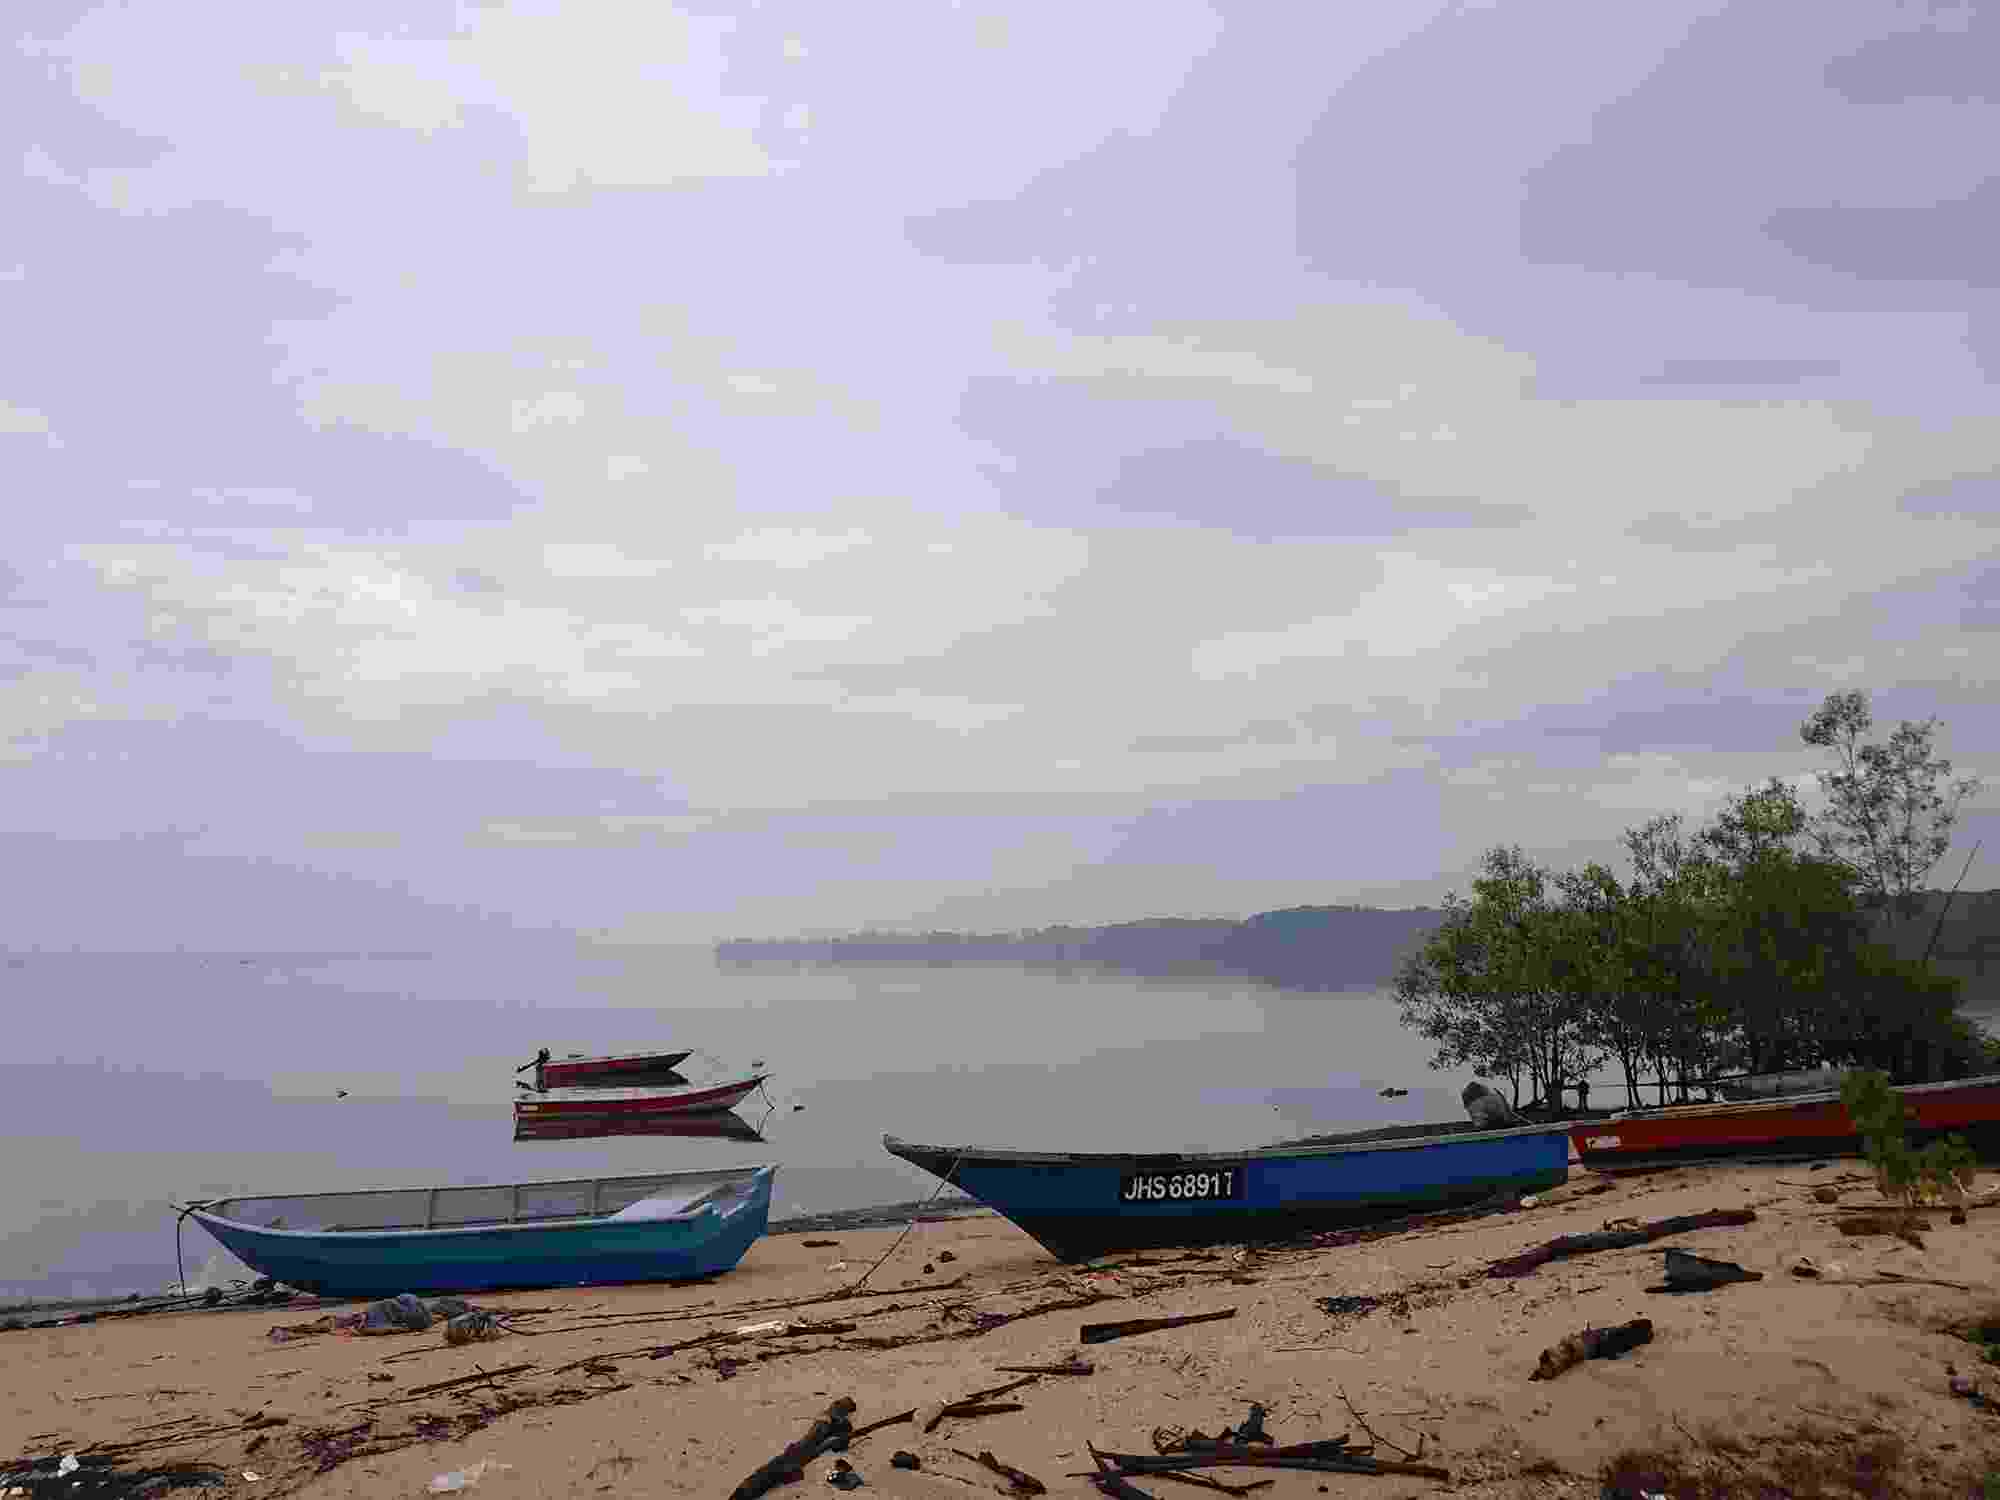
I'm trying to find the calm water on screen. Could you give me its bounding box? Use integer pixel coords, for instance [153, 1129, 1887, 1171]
[1, 945, 1460, 1301]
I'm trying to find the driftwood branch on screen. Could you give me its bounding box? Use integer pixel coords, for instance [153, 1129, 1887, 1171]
[1091, 1447, 1451, 1482]
[1081, 1309, 1237, 1345]
[372, 1362, 537, 1403]
[848, 1375, 1041, 1441]
[1336, 1387, 1423, 1461]
[1530, 1318, 1654, 1380]
[729, 1396, 856, 1500]
[1145, 1470, 1273, 1496]
[953, 1448, 1047, 1494]
[1485, 1208, 1756, 1278]
[1091, 1471, 1161, 1500]
[994, 1361, 1094, 1376]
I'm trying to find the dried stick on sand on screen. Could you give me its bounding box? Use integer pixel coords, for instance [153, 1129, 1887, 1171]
[1485, 1209, 1756, 1279]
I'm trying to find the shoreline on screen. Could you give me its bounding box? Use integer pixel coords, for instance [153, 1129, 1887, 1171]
[6, 1156, 1999, 1499]
[0, 1195, 996, 1322]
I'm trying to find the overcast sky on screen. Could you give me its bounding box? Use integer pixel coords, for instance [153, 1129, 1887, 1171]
[3, 0, 1995, 949]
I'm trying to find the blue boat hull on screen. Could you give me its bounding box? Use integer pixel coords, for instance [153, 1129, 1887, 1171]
[186, 1167, 774, 1297]
[883, 1126, 1569, 1262]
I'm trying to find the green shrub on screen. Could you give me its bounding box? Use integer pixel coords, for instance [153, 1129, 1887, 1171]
[1840, 1068, 1978, 1208]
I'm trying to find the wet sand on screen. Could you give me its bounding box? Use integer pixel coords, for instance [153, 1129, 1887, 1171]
[5, 1160, 2000, 1498]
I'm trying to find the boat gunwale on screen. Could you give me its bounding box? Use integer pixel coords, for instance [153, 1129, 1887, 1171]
[180, 1204, 711, 1242]
[175, 1162, 777, 1217]
[882, 1119, 1571, 1167]
[1601, 1071, 2000, 1124]
[543, 1048, 695, 1068]
[176, 1168, 775, 1242]
[520, 1073, 766, 1105]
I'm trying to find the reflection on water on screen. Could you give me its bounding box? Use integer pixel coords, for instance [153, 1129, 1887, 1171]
[1, 945, 1451, 1299]
[511, 1109, 767, 1144]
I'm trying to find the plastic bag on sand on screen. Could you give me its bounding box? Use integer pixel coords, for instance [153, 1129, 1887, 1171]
[359, 1292, 433, 1333]
[429, 1460, 510, 1493]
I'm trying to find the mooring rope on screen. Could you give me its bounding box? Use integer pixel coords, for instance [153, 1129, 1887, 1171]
[840, 1145, 971, 1297]
[173, 1205, 197, 1300]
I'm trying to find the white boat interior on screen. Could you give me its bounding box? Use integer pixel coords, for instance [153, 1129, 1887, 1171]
[192, 1166, 768, 1234]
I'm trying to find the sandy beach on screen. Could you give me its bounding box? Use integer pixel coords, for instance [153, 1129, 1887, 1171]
[6, 1160, 2000, 1499]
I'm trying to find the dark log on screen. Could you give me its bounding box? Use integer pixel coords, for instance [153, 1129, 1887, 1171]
[1094, 1449, 1451, 1482]
[1088, 1449, 1268, 1496]
[729, 1396, 856, 1500]
[1090, 1450, 1163, 1500]
[1080, 1308, 1237, 1344]
[1530, 1318, 1654, 1380]
[1177, 1440, 1350, 1460]
[1485, 1208, 1756, 1278]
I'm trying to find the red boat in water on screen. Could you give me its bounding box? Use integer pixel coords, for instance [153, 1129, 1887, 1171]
[1570, 1072, 2000, 1173]
[513, 1073, 768, 1124]
[520, 1048, 693, 1091]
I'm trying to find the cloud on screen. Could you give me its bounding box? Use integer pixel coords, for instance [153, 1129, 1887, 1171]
[1093, 438, 1528, 538]
[1189, 554, 1580, 680]
[1511, 1, 1999, 306]
[1766, 180, 2000, 291]
[315, 5, 782, 192]
[0, 400, 57, 438]
[1900, 471, 1999, 524]
[981, 303, 1910, 543]
[6, 0, 1997, 946]
[477, 814, 713, 844]
[704, 528, 871, 569]
[1822, 7, 1999, 105]
[680, 595, 871, 657]
[1637, 358, 1845, 387]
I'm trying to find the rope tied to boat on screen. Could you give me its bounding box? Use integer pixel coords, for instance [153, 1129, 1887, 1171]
[174, 1204, 197, 1300]
[840, 1145, 971, 1297]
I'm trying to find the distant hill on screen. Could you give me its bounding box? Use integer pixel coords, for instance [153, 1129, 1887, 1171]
[714, 905, 1447, 992]
[715, 890, 2000, 1005]
[1878, 889, 2000, 1011]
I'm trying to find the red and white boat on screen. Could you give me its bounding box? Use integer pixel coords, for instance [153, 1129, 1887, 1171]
[1570, 1072, 2000, 1173]
[513, 1073, 769, 1124]
[520, 1048, 693, 1091]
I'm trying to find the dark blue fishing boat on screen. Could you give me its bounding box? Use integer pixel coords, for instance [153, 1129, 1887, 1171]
[882, 1119, 1569, 1261]
[176, 1163, 775, 1297]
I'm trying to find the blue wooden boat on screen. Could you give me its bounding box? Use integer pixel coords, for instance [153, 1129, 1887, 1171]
[882, 1119, 1570, 1261]
[175, 1163, 776, 1297]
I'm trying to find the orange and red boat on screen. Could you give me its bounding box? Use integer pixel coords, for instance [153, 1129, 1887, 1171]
[1570, 1072, 2000, 1173]
[513, 1072, 769, 1126]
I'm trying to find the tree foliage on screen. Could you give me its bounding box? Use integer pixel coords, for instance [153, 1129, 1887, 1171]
[1800, 690, 1982, 927]
[1395, 696, 1991, 1110]
[1393, 846, 1607, 1109]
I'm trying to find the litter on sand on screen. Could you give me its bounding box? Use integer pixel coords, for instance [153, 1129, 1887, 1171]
[427, 1459, 512, 1493]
